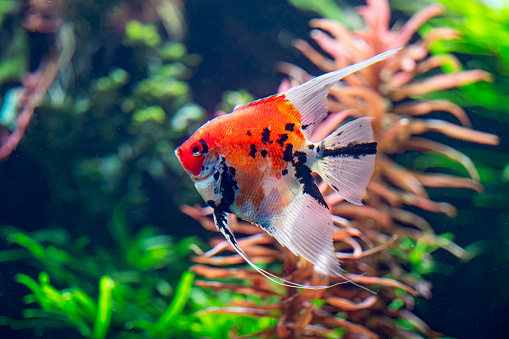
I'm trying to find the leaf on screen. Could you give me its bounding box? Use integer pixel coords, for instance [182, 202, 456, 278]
[92, 276, 115, 339]
[153, 270, 195, 337]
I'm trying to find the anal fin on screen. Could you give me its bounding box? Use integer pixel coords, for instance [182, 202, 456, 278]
[263, 189, 344, 278]
[212, 208, 368, 291]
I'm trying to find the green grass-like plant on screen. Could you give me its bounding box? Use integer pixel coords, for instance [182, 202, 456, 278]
[1, 207, 276, 338]
[0, 209, 199, 338]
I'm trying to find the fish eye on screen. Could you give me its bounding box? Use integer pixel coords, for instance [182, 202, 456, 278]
[191, 142, 203, 157]
[189, 139, 209, 157]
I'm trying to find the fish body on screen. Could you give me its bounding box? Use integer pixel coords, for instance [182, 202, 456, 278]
[185, 95, 309, 222]
[175, 49, 399, 286]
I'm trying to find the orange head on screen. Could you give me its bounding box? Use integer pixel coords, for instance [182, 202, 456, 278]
[175, 124, 219, 181]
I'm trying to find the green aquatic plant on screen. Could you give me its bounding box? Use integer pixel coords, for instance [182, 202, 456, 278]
[1, 0, 206, 244]
[183, 0, 499, 337]
[0, 1, 215, 337]
[0, 223, 279, 338]
[0, 212, 201, 338]
[1, 0, 191, 161]
[1, 2, 288, 338]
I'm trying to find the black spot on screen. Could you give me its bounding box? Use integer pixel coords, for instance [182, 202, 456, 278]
[198, 139, 209, 154]
[261, 150, 268, 158]
[207, 200, 217, 208]
[213, 171, 220, 180]
[294, 151, 307, 163]
[247, 130, 252, 136]
[331, 184, 338, 191]
[281, 169, 288, 176]
[261, 127, 271, 144]
[301, 123, 311, 130]
[282, 144, 293, 162]
[201, 165, 205, 171]
[192, 146, 200, 153]
[279, 144, 327, 208]
[276, 133, 288, 147]
[322, 142, 377, 159]
[308, 144, 315, 150]
[214, 209, 239, 249]
[292, 151, 328, 208]
[215, 158, 239, 212]
[214, 209, 226, 225]
[213, 209, 231, 240]
[316, 146, 320, 153]
[285, 123, 295, 132]
[249, 144, 257, 158]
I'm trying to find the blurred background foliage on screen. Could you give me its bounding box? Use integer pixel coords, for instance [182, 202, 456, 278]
[0, 1, 307, 338]
[387, 1, 509, 336]
[0, 0, 508, 338]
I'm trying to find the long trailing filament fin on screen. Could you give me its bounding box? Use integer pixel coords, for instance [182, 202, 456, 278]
[212, 209, 375, 292]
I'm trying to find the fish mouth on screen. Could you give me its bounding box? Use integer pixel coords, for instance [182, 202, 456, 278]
[174, 147, 182, 160]
[174, 147, 194, 177]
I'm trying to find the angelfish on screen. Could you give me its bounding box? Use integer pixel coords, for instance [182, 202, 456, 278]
[175, 49, 399, 289]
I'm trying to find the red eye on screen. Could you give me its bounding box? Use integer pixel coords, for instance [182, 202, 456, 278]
[191, 142, 203, 156]
[175, 138, 210, 176]
[191, 139, 209, 157]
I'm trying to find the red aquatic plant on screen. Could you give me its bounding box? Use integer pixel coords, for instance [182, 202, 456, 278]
[0, 1, 65, 161]
[182, 0, 499, 338]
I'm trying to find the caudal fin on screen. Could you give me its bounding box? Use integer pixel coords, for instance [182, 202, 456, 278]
[316, 117, 377, 205]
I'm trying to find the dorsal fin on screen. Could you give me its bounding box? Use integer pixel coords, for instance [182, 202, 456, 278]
[283, 48, 400, 138]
